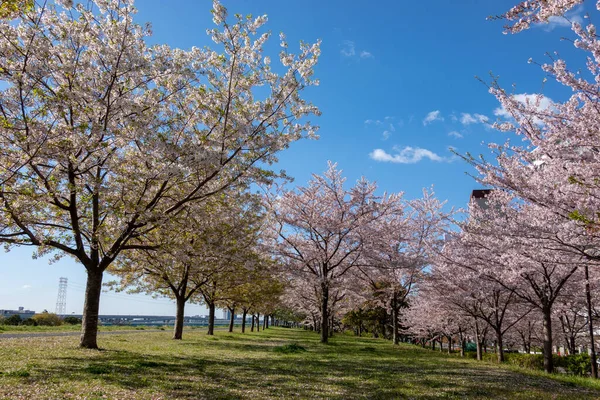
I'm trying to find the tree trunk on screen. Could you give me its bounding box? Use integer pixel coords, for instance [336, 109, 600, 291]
[320, 282, 329, 343]
[207, 301, 215, 335]
[496, 329, 504, 363]
[586, 264, 598, 378]
[257, 313, 260, 332]
[228, 307, 235, 333]
[542, 306, 554, 373]
[447, 335, 452, 354]
[475, 320, 482, 361]
[392, 304, 399, 345]
[241, 309, 247, 333]
[173, 295, 186, 340]
[431, 339, 436, 351]
[80, 269, 104, 349]
[251, 314, 255, 332]
[329, 315, 334, 338]
[263, 314, 267, 330]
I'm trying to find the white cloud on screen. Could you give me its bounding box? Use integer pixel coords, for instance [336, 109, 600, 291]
[460, 113, 489, 125]
[341, 41, 356, 57]
[382, 130, 391, 140]
[22, 285, 31, 289]
[539, 7, 584, 31]
[341, 41, 373, 60]
[364, 119, 382, 125]
[369, 146, 448, 164]
[494, 93, 554, 126]
[423, 110, 443, 126]
[448, 131, 463, 139]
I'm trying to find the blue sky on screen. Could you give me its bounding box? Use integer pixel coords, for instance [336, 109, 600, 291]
[0, 0, 589, 316]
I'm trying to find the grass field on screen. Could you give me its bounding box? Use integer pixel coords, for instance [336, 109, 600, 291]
[0, 324, 161, 333]
[1, 327, 599, 399]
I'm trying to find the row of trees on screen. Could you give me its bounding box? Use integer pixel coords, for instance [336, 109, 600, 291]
[265, 163, 450, 344]
[402, 0, 600, 376]
[406, 191, 600, 374]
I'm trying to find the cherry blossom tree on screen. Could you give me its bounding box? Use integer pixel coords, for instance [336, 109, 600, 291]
[110, 190, 264, 339]
[455, 192, 596, 372]
[357, 188, 450, 345]
[0, 1, 320, 348]
[266, 163, 403, 343]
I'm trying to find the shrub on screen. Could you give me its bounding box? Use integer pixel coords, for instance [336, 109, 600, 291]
[273, 343, 307, 353]
[555, 353, 591, 376]
[32, 312, 62, 326]
[504, 353, 545, 370]
[62, 316, 81, 325]
[21, 318, 37, 326]
[5, 315, 22, 326]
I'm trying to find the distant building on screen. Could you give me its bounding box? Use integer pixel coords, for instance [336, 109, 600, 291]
[223, 309, 232, 321]
[471, 189, 492, 210]
[1, 307, 35, 320]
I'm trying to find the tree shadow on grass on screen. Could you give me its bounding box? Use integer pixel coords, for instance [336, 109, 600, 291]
[34, 342, 600, 400]
[8, 329, 600, 399]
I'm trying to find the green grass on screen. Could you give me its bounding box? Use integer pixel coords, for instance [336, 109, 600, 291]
[0, 324, 170, 333]
[0, 327, 599, 399]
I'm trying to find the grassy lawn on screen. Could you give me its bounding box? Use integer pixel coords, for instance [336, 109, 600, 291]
[1, 327, 599, 399]
[0, 324, 162, 333]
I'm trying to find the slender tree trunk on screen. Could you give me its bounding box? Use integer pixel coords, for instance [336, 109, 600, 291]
[173, 295, 186, 340]
[392, 304, 399, 345]
[257, 313, 260, 332]
[329, 315, 334, 338]
[80, 268, 104, 349]
[586, 264, 598, 378]
[251, 315, 255, 332]
[241, 309, 247, 333]
[447, 335, 452, 354]
[496, 329, 504, 363]
[431, 339, 436, 351]
[320, 283, 329, 343]
[542, 306, 554, 373]
[207, 301, 215, 335]
[228, 307, 235, 333]
[263, 314, 267, 330]
[475, 320, 482, 361]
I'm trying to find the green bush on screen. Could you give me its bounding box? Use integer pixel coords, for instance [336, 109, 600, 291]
[62, 316, 81, 325]
[273, 343, 307, 353]
[32, 312, 62, 326]
[504, 353, 545, 370]
[5, 315, 22, 325]
[21, 318, 37, 326]
[555, 353, 591, 376]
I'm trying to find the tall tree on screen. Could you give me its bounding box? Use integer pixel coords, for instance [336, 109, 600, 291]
[266, 163, 403, 343]
[110, 190, 263, 340]
[0, 0, 320, 348]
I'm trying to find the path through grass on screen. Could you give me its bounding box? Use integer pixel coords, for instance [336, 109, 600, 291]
[1, 327, 599, 399]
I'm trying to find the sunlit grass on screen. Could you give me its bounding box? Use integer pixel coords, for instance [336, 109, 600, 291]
[1, 327, 599, 399]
